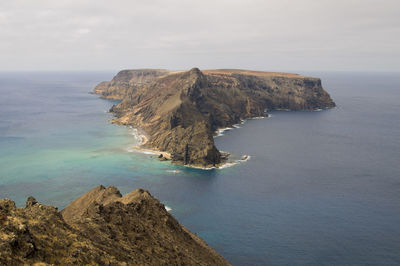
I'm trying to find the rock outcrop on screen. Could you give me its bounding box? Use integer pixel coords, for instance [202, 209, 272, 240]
[94, 69, 170, 100]
[95, 68, 335, 168]
[0, 186, 230, 265]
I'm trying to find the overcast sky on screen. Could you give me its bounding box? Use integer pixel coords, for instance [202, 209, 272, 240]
[0, 0, 399, 72]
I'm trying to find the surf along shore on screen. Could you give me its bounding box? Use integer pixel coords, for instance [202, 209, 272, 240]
[123, 123, 250, 170]
[96, 68, 335, 168]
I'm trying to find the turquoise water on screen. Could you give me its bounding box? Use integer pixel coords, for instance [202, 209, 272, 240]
[0, 72, 183, 207]
[1, 71, 400, 265]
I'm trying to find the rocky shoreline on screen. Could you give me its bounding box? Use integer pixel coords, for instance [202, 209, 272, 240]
[94, 68, 335, 168]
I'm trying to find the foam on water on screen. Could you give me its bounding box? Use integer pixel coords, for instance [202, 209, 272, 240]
[217, 161, 239, 169]
[215, 127, 234, 137]
[139, 150, 157, 155]
[214, 115, 268, 137]
[1, 72, 400, 265]
[166, 170, 181, 174]
[185, 165, 216, 170]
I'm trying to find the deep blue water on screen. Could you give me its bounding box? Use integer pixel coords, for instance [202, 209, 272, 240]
[0, 71, 399, 265]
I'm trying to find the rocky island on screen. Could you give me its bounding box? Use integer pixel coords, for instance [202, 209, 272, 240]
[0, 186, 230, 265]
[94, 68, 335, 168]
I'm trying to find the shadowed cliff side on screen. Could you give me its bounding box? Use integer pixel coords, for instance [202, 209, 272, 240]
[0, 186, 230, 265]
[94, 68, 335, 168]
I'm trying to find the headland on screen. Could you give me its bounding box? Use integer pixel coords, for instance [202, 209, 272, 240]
[94, 68, 335, 168]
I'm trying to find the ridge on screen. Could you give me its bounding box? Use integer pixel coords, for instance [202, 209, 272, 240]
[0, 186, 230, 265]
[94, 68, 335, 168]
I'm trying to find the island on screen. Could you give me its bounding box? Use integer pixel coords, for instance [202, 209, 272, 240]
[94, 68, 335, 168]
[0, 186, 230, 265]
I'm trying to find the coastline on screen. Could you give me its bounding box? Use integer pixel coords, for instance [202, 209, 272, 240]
[119, 110, 333, 170]
[214, 116, 268, 138]
[127, 127, 247, 170]
[133, 133, 172, 160]
[96, 68, 335, 169]
[122, 108, 329, 169]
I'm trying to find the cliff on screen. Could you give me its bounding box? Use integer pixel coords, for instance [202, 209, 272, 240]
[95, 68, 335, 168]
[0, 186, 230, 265]
[94, 69, 170, 100]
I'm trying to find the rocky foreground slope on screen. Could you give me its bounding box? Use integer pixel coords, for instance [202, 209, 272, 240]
[0, 186, 230, 265]
[94, 68, 335, 168]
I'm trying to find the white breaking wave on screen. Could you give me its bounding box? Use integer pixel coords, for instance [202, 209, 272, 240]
[218, 161, 239, 169]
[214, 116, 269, 137]
[185, 165, 216, 170]
[166, 170, 181, 174]
[140, 150, 157, 155]
[214, 127, 234, 137]
[129, 128, 140, 140]
[165, 206, 172, 212]
[127, 126, 148, 145]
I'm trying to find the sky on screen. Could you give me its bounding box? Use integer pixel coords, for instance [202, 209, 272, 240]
[0, 0, 399, 72]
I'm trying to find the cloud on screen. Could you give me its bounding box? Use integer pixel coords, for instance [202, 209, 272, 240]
[76, 28, 91, 35]
[0, 0, 399, 71]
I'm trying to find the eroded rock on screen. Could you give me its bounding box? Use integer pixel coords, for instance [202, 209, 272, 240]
[94, 68, 335, 167]
[0, 186, 230, 265]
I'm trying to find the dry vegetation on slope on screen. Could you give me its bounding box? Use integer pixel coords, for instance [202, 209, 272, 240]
[94, 68, 335, 167]
[0, 186, 230, 265]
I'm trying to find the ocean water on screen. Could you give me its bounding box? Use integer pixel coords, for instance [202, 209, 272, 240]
[0, 71, 399, 265]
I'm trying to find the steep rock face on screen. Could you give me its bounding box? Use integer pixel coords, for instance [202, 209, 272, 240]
[0, 198, 110, 265]
[0, 186, 230, 265]
[95, 68, 335, 167]
[94, 69, 170, 100]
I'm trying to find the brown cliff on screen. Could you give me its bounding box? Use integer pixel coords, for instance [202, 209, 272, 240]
[0, 186, 230, 265]
[94, 69, 170, 100]
[95, 68, 335, 168]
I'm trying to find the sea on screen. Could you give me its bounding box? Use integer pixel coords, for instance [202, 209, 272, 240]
[0, 71, 399, 265]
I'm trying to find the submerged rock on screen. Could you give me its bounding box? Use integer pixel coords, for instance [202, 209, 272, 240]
[0, 186, 230, 265]
[94, 68, 335, 168]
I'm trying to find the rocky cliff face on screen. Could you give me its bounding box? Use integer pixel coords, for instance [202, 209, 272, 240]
[94, 69, 170, 100]
[0, 186, 229, 265]
[95, 68, 335, 168]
